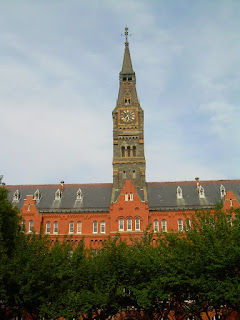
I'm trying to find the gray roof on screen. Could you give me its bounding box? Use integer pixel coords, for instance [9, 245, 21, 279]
[147, 180, 240, 211]
[5, 180, 240, 213]
[7, 183, 113, 213]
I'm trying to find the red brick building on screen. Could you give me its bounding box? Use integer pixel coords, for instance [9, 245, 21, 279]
[4, 29, 240, 248]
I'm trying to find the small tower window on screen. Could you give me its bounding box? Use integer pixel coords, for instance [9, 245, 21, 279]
[121, 146, 125, 157]
[199, 185, 205, 198]
[34, 189, 41, 202]
[27, 204, 30, 212]
[13, 190, 20, 202]
[220, 184, 226, 198]
[132, 146, 136, 157]
[55, 189, 61, 201]
[132, 170, 136, 179]
[127, 146, 131, 157]
[123, 171, 126, 179]
[123, 77, 127, 81]
[76, 189, 83, 201]
[177, 186, 183, 199]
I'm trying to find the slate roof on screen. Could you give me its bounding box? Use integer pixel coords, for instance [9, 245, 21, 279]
[147, 180, 240, 211]
[7, 183, 113, 213]
[5, 180, 240, 213]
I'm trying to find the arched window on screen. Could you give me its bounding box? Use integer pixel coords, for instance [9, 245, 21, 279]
[29, 220, 33, 233]
[121, 146, 125, 157]
[177, 186, 183, 199]
[132, 170, 136, 179]
[161, 219, 167, 232]
[69, 221, 74, 234]
[123, 171, 126, 179]
[127, 218, 132, 231]
[186, 218, 191, 231]
[199, 185, 205, 198]
[132, 146, 136, 157]
[125, 193, 128, 201]
[53, 221, 58, 234]
[13, 190, 20, 202]
[154, 220, 159, 232]
[178, 219, 183, 232]
[34, 189, 41, 202]
[129, 193, 133, 201]
[77, 221, 82, 234]
[127, 146, 131, 157]
[55, 189, 61, 201]
[220, 184, 226, 198]
[76, 189, 83, 201]
[93, 221, 98, 233]
[46, 221, 51, 234]
[100, 221, 105, 233]
[135, 218, 140, 231]
[21, 220, 26, 232]
[119, 218, 124, 231]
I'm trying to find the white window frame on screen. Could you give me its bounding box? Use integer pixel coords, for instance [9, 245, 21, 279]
[129, 193, 133, 201]
[46, 221, 51, 234]
[125, 193, 128, 201]
[177, 186, 183, 199]
[100, 221, 106, 234]
[76, 189, 83, 201]
[93, 221, 98, 234]
[186, 218, 191, 231]
[77, 221, 82, 234]
[199, 185, 205, 198]
[178, 219, 183, 232]
[119, 218, 124, 231]
[69, 221, 74, 234]
[53, 221, 58, 234]
[127, 218, 132, 231]
[161, 219, 167, 232]
[135, 218, 140, 231]
[29, 220, 33, 233]
[55, 189, 61, 201]
[154, 219, 159, 232]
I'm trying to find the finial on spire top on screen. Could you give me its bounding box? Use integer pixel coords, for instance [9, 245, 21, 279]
[121, 26, 131, 45]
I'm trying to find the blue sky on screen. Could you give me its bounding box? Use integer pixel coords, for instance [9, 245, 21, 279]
[0, 0, 239, 185]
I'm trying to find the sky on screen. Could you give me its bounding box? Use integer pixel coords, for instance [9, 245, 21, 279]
[0, 0, 240, 185]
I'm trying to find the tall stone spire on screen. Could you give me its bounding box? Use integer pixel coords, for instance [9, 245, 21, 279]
[112, 27, 147, 203]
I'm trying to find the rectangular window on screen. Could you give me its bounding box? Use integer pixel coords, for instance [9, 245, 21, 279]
[77, 221, 82, 234]
[46, 222, 50, 234]
[127, 218, 132, 231]
[154, 220, 159, 232]
[29, 220, 33, 233]
[161, 220, 167, 232]
[69, 221, 74, 234]
[53, 221, 58, 234]
[135, 218, 140, 231]
[119, 218, 124, 231]
[178, 219, 183, 232]
[93, 221, 98, 233]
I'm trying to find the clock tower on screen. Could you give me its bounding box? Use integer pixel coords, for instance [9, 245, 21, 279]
[112, 28, 147, 202]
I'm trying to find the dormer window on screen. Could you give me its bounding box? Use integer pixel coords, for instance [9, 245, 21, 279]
[220, 184, 226, 198]
[34, 189, 41, 202]
[13, 190, 20, 202]
[76, 189, 83, 201]
[177, 186, 183, 199]
[199, 185, 205, 198]
[55, 189, 61, 201]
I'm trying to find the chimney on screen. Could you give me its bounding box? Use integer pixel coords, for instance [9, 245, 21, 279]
[60, 180, 64, 193]
[195, 177, 200, 191]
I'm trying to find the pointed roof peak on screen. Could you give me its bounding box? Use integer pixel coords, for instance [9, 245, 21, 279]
[120, 26, 134, 75]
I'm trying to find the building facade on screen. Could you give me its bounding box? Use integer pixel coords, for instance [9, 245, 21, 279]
[4, 30, 240, 248]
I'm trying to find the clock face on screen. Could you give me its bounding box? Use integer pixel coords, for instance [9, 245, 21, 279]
[120, 109, 136, 124]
